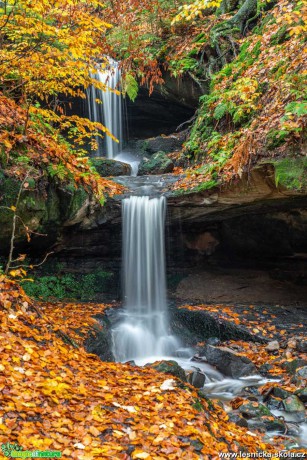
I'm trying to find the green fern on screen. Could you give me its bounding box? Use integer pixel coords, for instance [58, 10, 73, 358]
[47, 163, 66, 180]
[213, 103, 228, 120]
[123, 74, 139, 102]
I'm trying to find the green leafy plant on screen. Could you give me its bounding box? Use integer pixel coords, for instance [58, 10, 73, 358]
[123, 74, 139, 102]
[22, 270, 114, 301]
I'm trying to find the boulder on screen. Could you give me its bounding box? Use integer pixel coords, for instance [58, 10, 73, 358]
[247, 416, 285, 433]
[266, 341, 280, 351]
[187, 370, 206, 388]
[84, 316, 114, 362]
[266, 396, 283, 410]
[295, 388, 307, 403]
[295, 365, 307, 379]
[91, 157, 131, 177]
[282, 359, 307, 375]
[238, 401, 272, 419]
[138, 151, 174, 176]
[282, 395, 305, 413]
[204, 345, 257, 378]
[272, 387, 292, 399]
[147, 360, 187, 382]
[144, 134, 184, 155]
[228, 412, 248, 428]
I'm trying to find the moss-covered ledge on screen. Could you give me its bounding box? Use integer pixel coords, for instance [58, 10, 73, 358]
[0, 171, 96, 251]
[167, 163, 307, 223]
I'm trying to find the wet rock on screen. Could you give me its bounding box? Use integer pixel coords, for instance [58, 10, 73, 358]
[273, 387, 292, 399]
[297, 365, 307, 378]
[124, 360, 136, 366]
[282, 359, 307, 375]
[292, 365, 307, 385]
[247, 419, 266, 432]
[283, 395, 305, 414]
[238, 401, 272, 419]
[187, 370, 206, 388]
[147, 360, 187, 382]
[205, 345, 257, 378]
[84, 318, 114, 362]
[228, 413, 248, 428]
[267, 396, 283, 411]
[90, 157, 132, 177]
[259, 363, 274, 375]
[191, 354, 207, 364]
[138, 151, 174, 175]
[261, 416, 285, 433]
[266, 341, 280, 351]
[295, 388, 307, 403]
[297, 338, 307, 353]
[206, 337, 221, 347]
[143, 134, 184, 155]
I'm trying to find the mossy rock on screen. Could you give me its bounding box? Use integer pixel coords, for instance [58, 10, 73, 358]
[0, 173, 48, 246]
[147, 360, 187, 382]
[90, 157, 131, 177]
[0, 173, 93, 251]
[138, 151, 174, 175]
[282, 395, 305, 413]
[238, 401, 272, 418]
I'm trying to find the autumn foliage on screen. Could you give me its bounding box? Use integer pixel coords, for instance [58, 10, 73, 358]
[0, 276, 285, 459]
[172, 0, 306, 191]
[0, 0, 123, 200]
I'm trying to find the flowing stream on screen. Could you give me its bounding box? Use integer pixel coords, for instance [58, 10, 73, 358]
[87, 59, 123, 158]
[109, 191, 306, 450]
[112, 196, 179, 361]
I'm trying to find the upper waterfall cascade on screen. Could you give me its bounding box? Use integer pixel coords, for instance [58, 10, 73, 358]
[87, 59, 123, 159]
[112, 195, 179, 362]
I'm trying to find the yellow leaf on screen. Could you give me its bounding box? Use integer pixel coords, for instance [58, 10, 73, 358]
[89, 426, 100, 437]
[133, 452, 150, 459]
[22, 353, 31, 361]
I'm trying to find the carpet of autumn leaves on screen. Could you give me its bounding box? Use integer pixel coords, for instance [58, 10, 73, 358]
[181, 303, 306, 343]
[0, 276, 285, 460]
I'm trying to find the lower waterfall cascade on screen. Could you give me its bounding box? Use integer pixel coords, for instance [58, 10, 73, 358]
[112, 195, 180, 362]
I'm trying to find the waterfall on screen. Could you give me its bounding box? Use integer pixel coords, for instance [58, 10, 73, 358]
[113, 196, 179, 362]
[87, 59, 123, 158]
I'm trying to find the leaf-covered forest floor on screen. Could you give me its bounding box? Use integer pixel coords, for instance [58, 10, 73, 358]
[1, 276, 306, 459]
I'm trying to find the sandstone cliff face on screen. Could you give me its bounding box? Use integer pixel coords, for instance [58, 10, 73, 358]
[1, 164, 306, 291]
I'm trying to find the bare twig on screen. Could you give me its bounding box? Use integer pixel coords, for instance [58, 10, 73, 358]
[5, 172, 30, 274]
[176, 114, 197, 132]
[11, 251, 54, 270]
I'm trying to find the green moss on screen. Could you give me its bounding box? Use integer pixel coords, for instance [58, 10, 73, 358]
[270, 25, 290, 45]
[273, 157, 307, 191]
[22, 269, 114, 301]
[266, 129, 289, 150]
[64, 186, 88, 220]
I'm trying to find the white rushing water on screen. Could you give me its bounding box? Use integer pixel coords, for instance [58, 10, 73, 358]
[87, 59, 123, 158]
[112, 196, 179, 361]
[115, 152, 140, 177]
